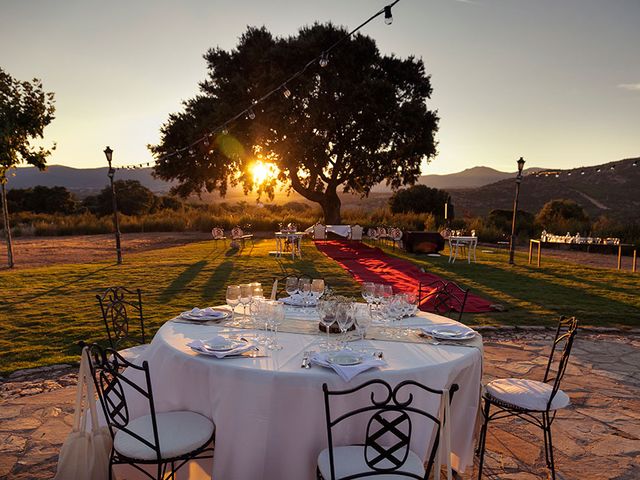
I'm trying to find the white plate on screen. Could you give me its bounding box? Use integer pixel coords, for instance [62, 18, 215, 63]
[430, 327, 476, 341]
[279, 294, 318, 307]
[203, 338, 245, 351]
[327, 352, 365, 366]
[180, 309, 229, 321]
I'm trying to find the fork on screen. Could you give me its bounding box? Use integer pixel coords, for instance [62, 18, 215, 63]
[301, 350, 314, 368]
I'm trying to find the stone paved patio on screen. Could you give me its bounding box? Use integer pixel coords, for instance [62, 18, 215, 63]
[1, 331, 639, 480]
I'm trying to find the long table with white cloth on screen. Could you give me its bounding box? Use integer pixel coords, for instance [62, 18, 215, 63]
[112, 308, 483, 479]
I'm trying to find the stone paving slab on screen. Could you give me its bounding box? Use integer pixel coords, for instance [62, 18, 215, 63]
[1, 331, 639, 480]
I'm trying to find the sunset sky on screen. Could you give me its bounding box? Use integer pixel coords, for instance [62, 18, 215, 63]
[2, 0, 638, 175]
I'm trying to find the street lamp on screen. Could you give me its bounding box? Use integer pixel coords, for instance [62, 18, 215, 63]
[104, 146, 122, 265]
[508, 157, 526, 265]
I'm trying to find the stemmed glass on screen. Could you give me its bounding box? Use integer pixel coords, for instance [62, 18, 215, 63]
[285, 277, 299, 298]
[250, 296, 266, 344]
[267, 301, 284, 350]
[311, 279, 325, 304]
[336, 303, 355, 350]
[362, 282, 375, 306]
[317, 299, 336, 350]
[226, 285, 240, 320]
[239, 284, 253, 319]
[353, 303, 372, 342]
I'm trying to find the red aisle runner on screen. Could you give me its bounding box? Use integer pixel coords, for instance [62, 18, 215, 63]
[315, 240, 494, 313]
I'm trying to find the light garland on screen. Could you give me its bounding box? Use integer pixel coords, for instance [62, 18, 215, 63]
[112, 0, 400, 171]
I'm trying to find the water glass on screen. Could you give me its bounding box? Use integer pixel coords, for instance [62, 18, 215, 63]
[239, 284, 253, 317]
[311, 279, 325, 302]
[267, 301, 285, 350]
[336, 303, 355, 349]
[317, 299, 336, 350]
[353, 303, 372, 341]
[362, 282, 375, 305]
[285, 277, 299, 297]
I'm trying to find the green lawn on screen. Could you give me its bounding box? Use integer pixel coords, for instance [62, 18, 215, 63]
[1, 238, 638, 375]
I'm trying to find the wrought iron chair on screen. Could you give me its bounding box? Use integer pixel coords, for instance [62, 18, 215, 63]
[83, 343, 215, 480]
[317, 379, 458, 480]
[417, 281, 469, 322]
[476, 316, 579, 480]
[97, 287, 148, 362]
[211, 226, 227, 246]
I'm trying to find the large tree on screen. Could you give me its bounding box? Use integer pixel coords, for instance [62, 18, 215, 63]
[151, 24, 438, 223]
[0, 68, 55, 267]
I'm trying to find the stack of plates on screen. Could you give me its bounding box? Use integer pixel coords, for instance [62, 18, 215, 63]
[422, 323, 476, 341]
[180, 307, 229, 322]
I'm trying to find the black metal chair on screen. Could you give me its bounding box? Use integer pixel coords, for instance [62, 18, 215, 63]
[317, 379, 459, 480]
[83, 343, 215, 480]
[476, 316, 579, 480]
[418, 280, 469, 322]
[97, 286, 148, 361]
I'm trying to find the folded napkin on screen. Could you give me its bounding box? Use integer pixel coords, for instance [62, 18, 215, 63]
[420, 323, 476, 339]
[183, 307, 226, 319]
[310, 351, 386, 382]
[187, 337, 256, 358]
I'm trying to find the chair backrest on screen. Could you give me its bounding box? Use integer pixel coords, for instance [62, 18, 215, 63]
[418, 281, 469, 322]
[96, 287, 145, 350]
[322, 379, 458, 480]
[211, 227, 225, 239]
[84, 343, 162, 463]
[314, 224, 327, 240]
[390, 227, 403, 241]
[367, 227, 379, 239]
[231, 226, 243, 239]
[350, 224, 363, 241]
[543, 316, 578, 410]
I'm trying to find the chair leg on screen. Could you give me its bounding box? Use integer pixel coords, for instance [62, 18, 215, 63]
[476, 398, 491, 479]
[543, 412, 556, 479]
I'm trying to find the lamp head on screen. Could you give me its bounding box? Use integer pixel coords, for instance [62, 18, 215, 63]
[104, 146, 113, 165]
[517, 157, 525, 175]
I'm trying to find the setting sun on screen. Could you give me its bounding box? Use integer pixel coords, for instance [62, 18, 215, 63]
[250, 160, 278, 185]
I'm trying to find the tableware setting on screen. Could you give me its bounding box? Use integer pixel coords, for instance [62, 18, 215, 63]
[187, 335, 261, 358]
[179, 307, 229, 322]
[308, 349, 387, 382]
[420, 323, 477, 341]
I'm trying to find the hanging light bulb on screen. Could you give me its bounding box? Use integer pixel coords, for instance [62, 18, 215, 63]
[633, 161, 638, 167]
[596, 168, 601, 172]
[567, 172, 572, 176]
[177, 153, 182, 159]
[610, 165, 615, 170]
[282, 85, 291, 99]
[581, 170, 585, 175]
[222, 127, 229, 135]
[319, 52, 329, 68]
[188, 149, 194, 156]
[204, 138, 209, 146]
[384, 6, 393, 25]
[247, 108, 256, 120]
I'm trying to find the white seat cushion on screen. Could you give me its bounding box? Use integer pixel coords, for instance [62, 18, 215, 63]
[317, 445, 425, 479]
[114, 411, 214, 461]
[118, 344, 149, 362]
[485, 378, 570, 411]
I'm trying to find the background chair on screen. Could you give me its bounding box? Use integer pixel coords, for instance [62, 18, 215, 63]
[418, 280, 469, 322]
[84, 344, 215, 480]
[97, 287, 148, 362]
[211, 227, 227, 246]
[313, 224, 327, 240]
[476, 316, 578, 480]
[349, 224, 363, 241]
[318, 379, 458, 480]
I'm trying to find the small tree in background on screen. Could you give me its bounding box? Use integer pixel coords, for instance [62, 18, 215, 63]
[95, 180, 156, 216]
[389, 184, 450, 218]
[536, 199, 590, 234]
[0, 68, 56, 267]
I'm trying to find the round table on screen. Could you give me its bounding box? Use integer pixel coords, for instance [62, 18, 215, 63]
[117, 309, 482, 480]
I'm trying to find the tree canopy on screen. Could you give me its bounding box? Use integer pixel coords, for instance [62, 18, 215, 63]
[0, 67, 55, 267]
[388, 184, 450, 217]
[536, 199, 590, 234]
[94, 180, 156, 216]
[7, 186, 76, 214]
[151, 24, 438, 223]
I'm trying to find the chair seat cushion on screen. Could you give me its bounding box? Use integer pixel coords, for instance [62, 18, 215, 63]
[485, 378, 570, 411]
[114, 411, 214, 461]
[118, 344, 149, 362]
[317, 445, 425, 479]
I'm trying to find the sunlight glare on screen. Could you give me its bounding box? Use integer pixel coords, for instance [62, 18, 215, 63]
[250, 160, 278, 185]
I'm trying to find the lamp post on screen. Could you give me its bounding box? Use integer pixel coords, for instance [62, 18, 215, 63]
[104, 146, 122, 265]
[508, 157, 526, 265]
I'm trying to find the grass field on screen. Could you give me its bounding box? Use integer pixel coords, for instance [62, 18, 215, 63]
[1, 238, 638, 375]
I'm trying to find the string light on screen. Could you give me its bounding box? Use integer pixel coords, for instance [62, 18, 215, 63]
[110, 0, 403, 170]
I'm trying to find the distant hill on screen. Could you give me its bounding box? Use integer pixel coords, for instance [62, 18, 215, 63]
[449, 157, 640, 221]
[7, 165, 175, 197]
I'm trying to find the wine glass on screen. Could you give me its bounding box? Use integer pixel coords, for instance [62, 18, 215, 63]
[267, 301, 284, 350]
[362, 282, 375, 305]
[353, 303, 372, 342]
[336, 303, 355, 350]
[239, 284, 253, 318]
[317, 299, 336, 350]
[226, 285, 240, 320]
[250, 296, 266, 343]
[285, 277, 299, 298]
[298, 278, 311, 305]
[311, 279, 325, 304]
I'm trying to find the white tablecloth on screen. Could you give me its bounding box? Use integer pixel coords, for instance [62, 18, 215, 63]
[117, 311, 482, 479]
[326, 225, 352, 237]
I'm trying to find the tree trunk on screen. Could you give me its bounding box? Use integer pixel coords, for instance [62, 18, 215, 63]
[1, 182, 15, 268]
[321, 189, 342, 224]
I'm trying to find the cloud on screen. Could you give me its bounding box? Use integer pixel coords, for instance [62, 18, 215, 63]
[618, 83, 640, 91]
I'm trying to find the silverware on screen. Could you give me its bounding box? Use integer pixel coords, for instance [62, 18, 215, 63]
[301, 350, 314, 368]
[374, 351, 384, 360]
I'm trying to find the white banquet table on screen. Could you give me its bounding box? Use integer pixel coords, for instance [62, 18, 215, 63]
[116, 310, 482, 480]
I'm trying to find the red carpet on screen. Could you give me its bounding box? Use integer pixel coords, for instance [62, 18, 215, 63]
[315, 240, 495, 313]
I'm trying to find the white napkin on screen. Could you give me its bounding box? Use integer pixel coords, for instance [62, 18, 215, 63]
[187, 337, 256, 358]
[183, 307, 225, 319]
[310, 351, 386, 382]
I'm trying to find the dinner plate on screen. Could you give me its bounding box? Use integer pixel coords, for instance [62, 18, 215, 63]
[430, 327, 476, 341]
[203, 338, 246, 351]
[327, 352, 365, 366]
[180, 309, 229, 322]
